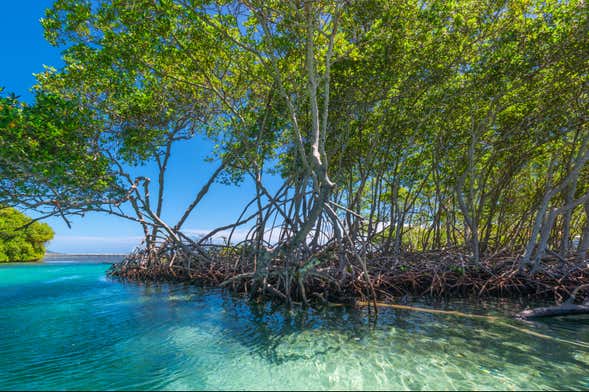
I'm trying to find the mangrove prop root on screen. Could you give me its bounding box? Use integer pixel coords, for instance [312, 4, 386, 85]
[109, 243, 589, 310]
[110, 243, 589, 349]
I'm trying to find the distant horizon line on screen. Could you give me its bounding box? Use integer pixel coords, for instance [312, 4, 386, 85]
[45, 251, 128, 256]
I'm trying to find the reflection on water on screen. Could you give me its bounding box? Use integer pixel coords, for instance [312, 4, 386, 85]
[0, 262, 588, 390]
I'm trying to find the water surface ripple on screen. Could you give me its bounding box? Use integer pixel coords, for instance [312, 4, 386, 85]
[0, 262, 588, 390]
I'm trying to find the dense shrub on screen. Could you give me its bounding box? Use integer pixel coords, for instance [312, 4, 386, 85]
[0, 208, 54, 262]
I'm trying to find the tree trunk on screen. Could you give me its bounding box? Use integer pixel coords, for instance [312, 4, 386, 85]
[559, 182, 576, 257]
[578, 200, 589, 258]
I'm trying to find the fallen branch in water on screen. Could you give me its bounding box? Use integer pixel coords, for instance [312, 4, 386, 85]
[515, 304, 589, 319]
[515, 283, 589, 319]
[355, 300, 495, 320]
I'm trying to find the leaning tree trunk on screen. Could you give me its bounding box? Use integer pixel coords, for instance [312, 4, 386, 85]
[559, 182, 577, 257]
[531, 191, 589, 271]
[578, 200, 589, 258]
[521, 137, 589, 267]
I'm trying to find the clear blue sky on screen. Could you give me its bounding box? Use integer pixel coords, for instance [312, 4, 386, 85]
[1, 1, 280, 253]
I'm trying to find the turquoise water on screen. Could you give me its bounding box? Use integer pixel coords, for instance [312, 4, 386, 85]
[1, 262, 588, 390]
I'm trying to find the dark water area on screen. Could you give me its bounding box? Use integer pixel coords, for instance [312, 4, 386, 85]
[0, 261, 588, 390]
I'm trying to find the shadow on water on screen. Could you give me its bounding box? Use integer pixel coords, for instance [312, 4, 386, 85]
[132, 280, 589, 370]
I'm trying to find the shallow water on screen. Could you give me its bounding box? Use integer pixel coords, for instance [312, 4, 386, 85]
[0, 261, 588, 391]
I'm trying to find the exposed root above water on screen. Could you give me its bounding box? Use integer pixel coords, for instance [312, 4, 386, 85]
[107, 242, 589, 308]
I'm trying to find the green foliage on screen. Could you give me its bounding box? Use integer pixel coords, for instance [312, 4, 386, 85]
[0, 88, 118, 215]
[449, 265, 465, 276]
[0, 208, 54, 262]
[3, 0, 587, 263]
[325, 0, 588, 255]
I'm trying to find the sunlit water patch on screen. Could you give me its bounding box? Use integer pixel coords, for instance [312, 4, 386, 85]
[0, 262, 588, 390]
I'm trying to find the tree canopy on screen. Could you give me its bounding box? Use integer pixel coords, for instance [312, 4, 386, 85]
[0, 0, 587, 302]
[0, 89, 119, 225]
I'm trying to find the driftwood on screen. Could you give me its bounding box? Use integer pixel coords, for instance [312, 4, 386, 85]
[515, 283, 589, 319]
[515, 304, 589, 319]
